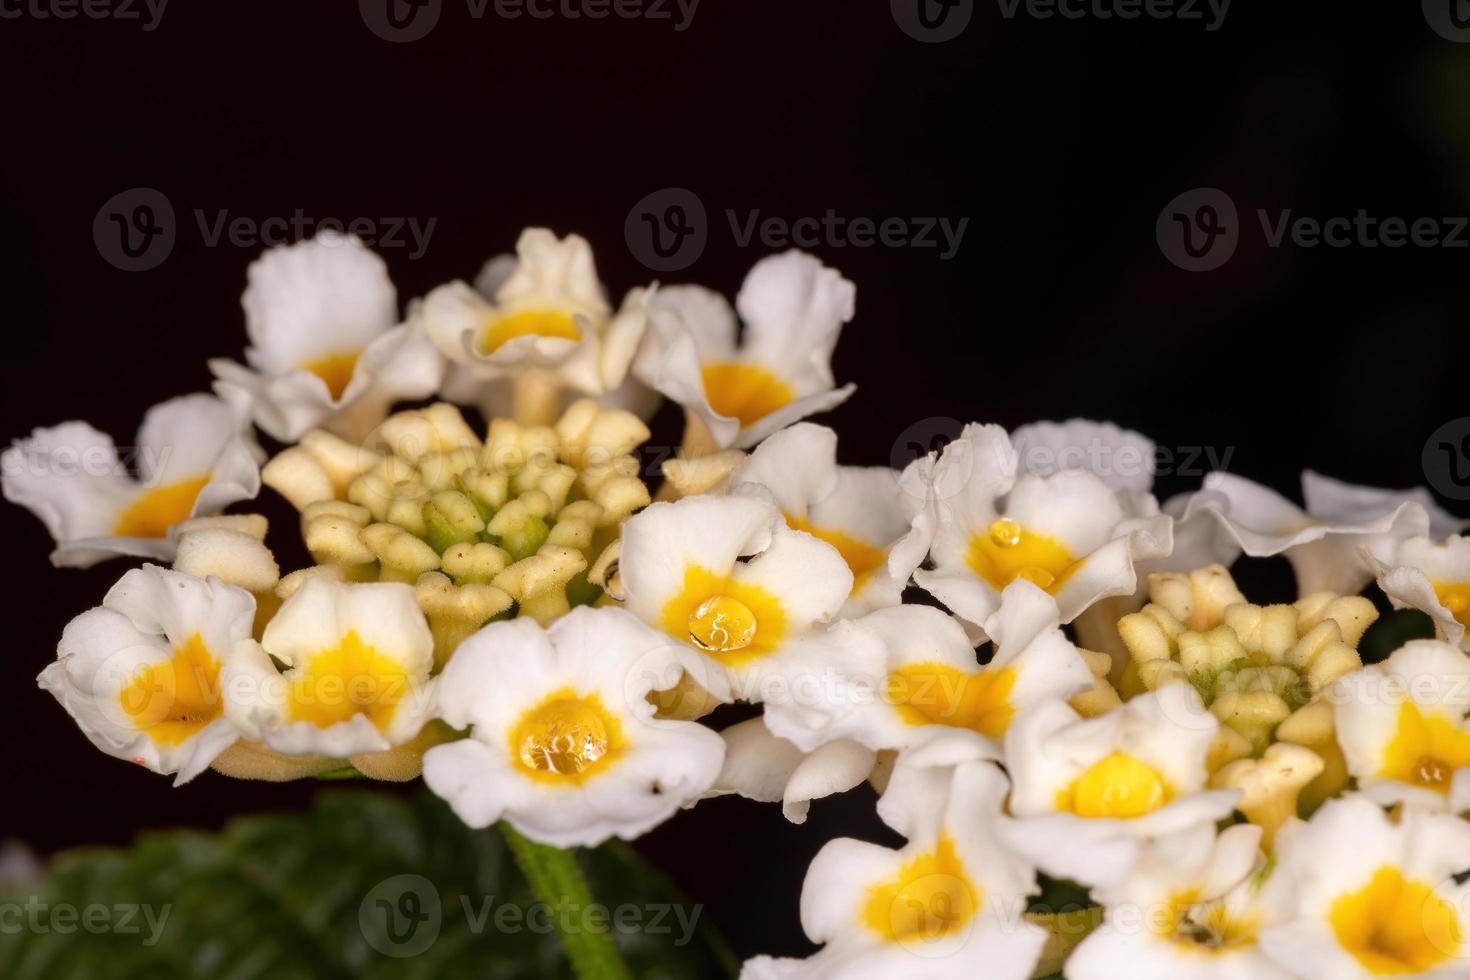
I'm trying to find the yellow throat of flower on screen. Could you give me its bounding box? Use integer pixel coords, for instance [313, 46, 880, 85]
[480, 309, 581, 355]
[300, 351, 360, 401]
[700, 362, 794, 428]
[661, 566, 787, 665]
[1434, 581, 1470, 629]
[286, 630, 412, 732]
[119, 633, 223, 748]
[887, 662, 1018, 739]
[786, 514, 886, 591]
[1380, 702, 1470, 794]
[967, 518, 1077, 593]
[510, 688, 624, 784]
[114, 474, 210, 539]
[862, 834, 981, 944]
[1330, 865, 1462, 975]
[1056, 752, 1173, 819]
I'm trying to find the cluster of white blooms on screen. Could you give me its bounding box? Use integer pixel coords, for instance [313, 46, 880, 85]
[9, 228, 1470, 979]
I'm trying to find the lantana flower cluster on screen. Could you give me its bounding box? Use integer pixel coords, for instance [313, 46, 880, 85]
[10, 228, 1470, 980]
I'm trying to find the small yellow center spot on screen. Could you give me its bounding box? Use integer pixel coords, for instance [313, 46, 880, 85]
[1164, 889, 1262, 953]
[862, 835, 981, 944]
[119, 633, 222, 747]
[786, 515, 886, 591]
[1434, 581, 1470, 629]
[1330, 865, 1462, 975]
[688, 595, 758, 653]
[1381, 702, 1470, 795]
[887, 663, 1018, 739]
[299, 350, 360, 401]
[661, 566, 787, 666]
[113, 474, 210, 539]
[480, 309, 580, 355]
[967, 518, 1077, 593]
[1057, 752, 1172, 819]
[286, 630, 411, 732]
[510, 689, 624, 784]
[701, 362, 795, 428]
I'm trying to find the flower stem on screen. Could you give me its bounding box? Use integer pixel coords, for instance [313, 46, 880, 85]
[498, 823, 634, 980]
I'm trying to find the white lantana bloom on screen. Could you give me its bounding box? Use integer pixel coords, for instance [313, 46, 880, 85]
[1258, 794, 1470, 978]
[1332, 639, 1470, 812]
[423, 229, 651, 408]
[913, 422, 1172, 638]
[1369, 535, 1470, 651]
[1200, 470, 1466, 595]
[762, 583, 1092, 757]
[39, 564, 254, 783]
[224, 578, 437, 757]
[617, 494, 886, 706]
[1064, 822, 1293, 980]
[728, 423, 934, 616]
[705, 718, 876, 824]
[422, 607, 725, 846]
[741, 755, 1047, 980]
[2, 393, 261, 568]
[634, 251, 857, 450]
[208, 232, 444, 443]
[1000, 684, 1239, 888]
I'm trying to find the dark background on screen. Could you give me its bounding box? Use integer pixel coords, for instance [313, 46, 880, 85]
[2, 0, 1468, 961]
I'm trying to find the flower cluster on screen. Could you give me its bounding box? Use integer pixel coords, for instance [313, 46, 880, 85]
[10, 228, 1470, 979]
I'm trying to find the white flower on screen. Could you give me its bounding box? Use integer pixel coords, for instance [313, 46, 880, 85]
[706, 718, 876, 824]
[1258, 794, 1470, 978]
[422, 607, 725, 846]
[2, 393, 262, 568]
[633, 251, 856, 450]
[741, 753, 1047, 980]
[617, 494, 886, 705]
[912, 422, 1172, 638]
[1369, 535, 1470, 651]
[762, 583, 1093, 758]
[38, 564, 255, 784]
[1064, 822, 1292, 980]
[1200, 470, 1466, 595]
[1000, 684, 1240, 888]
[728, 422, 934, 616]
[224, 578, 437, 758]
[423, 229, 650, 405]
[1332, 639, 1470, 812]
[209, 232, 445, 443]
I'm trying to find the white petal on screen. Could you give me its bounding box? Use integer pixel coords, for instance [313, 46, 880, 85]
[1011, 418, 1156, 494]
[735, 251, 854, 384]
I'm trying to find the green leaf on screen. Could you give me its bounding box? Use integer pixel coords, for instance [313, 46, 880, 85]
[0, 791, 734, 980]
[1358, 608, 1436, 665]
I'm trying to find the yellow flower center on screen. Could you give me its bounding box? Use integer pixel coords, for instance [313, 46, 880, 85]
[509, 688, 625, 784]
[1057, 752, 1172, 819]
[299, 350, 360, 401]
[862, 835, 981, 944]
[1330, 866, 1462, 975]
[700, 362, 795, 428]
[786, 514, 886, 591]
[113, 473, 210, 538]
[286, 630, 411, 731]
[1434, 581, 1470, 629]
[480, 309, 580, 355]
[1381, 702, 1470, 794]
[1163, 889, 1262, 952]
[887, 662, 1018, 739]
[660, 566, 787, 666]
[966, 517, 1078, 593]
[118, 633, 222, 748]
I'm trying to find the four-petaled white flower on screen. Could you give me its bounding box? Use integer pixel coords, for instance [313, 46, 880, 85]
[912, 422, 1173, 639]
[1199, 470, 1467, 596]
[209, 231, 445, 443]
[1258, 794, 1470, 978]
[39, 564, 255, 783]
[1000, 683, 1240, 887]
[740, 752, 1047, 980]
[422, 607, 725, 847]
[634, 251, 857, 449]
[1369, 534, 1470, 651]
[617, 493, 886, 706]
[728, 422, 934, 616]
[224, 578, 437, 758]
[2, 392, 262, 568]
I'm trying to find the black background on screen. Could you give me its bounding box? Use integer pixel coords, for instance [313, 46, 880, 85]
[1, 0, 1468, 961]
